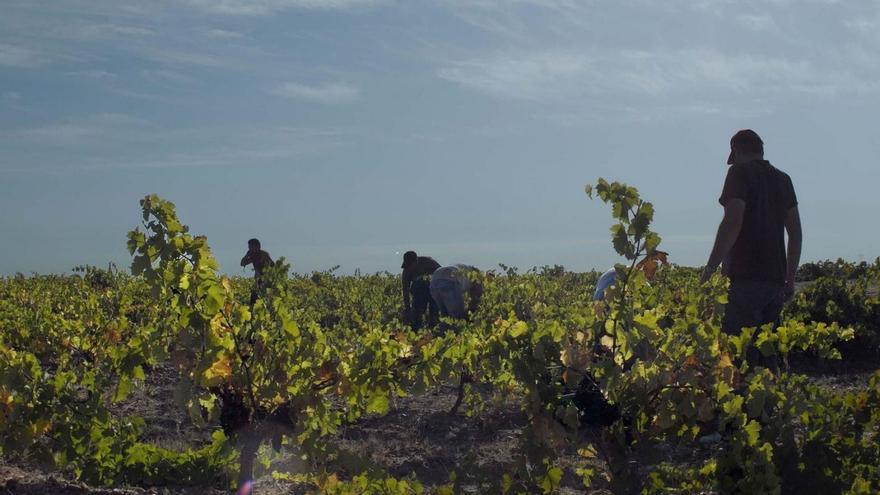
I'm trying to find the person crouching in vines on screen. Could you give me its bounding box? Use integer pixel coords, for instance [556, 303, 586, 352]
[240, 238, 273, 306]
[400, 250, 441, 330]
[591, 251, 668, 318]
[429, 264, 484, 334]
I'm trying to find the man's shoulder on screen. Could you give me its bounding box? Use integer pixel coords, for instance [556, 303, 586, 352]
[773, 166, 793, 181]
[724, 163, 751, 181]
[763, 162, 795, 187]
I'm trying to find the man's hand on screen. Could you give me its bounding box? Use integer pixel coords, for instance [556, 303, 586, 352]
[782, 279, 796, 302]
[399, 307, 412, 324]
[700, 265, 716, 284]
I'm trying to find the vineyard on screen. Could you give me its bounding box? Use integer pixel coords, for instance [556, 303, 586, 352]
[1, 180, 879, 494]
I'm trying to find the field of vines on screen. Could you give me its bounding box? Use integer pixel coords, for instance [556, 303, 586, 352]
[1, 179, 879, 495]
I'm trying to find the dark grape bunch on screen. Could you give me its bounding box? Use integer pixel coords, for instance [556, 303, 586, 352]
[571, 374, 621, 428]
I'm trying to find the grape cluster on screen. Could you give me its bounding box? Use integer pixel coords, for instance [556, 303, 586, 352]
[215, 387, 250, 437]
[571, 374, 621, 428]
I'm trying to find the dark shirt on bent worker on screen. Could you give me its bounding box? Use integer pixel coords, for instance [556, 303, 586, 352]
[718, 160, 798, 284]
[402, 256, 441, 300]
[242, 250, 273, 281]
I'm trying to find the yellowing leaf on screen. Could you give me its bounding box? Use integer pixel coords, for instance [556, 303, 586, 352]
[509, 321, 528, 338]
[0, 390, 13, 409]
[203, 355, 232, 386]
[316, 361, 338, 382]
[209, 313, 229, 338]
[29, 419, 51, 437]
[637, 250, 669, 280]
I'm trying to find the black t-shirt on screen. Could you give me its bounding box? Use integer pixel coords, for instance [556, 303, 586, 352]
[719, 160, 798, 284]
[402, 256, 441, 286]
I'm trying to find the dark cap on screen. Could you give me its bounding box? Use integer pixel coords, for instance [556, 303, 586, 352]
[401, 250, 417, 269]
[727, 129, 764, 164]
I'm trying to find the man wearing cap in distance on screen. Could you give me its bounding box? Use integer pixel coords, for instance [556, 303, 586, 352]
[429, 264, 484, 325]
[401, 251, 441, 330]
[241, 238, 273, 305]
[700, 130, 802, 353]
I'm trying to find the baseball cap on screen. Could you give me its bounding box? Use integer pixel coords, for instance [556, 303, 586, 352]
[401, 251, 417, 269]
[727, 129, 763, 164]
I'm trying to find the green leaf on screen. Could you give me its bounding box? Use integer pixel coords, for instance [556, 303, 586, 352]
[744, 420, 761, 446]
[540, 466, 563, 493]
[113, 376, 132, 403]
[611, 224, 634, 259]
[203, 285, 224, 315]
[509, 321, 528, 338]
[367, 392, 390, 415]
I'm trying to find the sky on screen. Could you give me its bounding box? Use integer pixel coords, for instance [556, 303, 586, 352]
[1, 0, 879, 276]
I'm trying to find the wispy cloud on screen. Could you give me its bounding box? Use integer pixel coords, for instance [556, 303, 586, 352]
[70, 23, 155, 38]
[140, 69, 196, 84]
[2, 91, 22, 103]
[736, 14, 777, 31]
[271, 81, 361, 104]
[439, 48, 880, 102]
[67, 69, 117, 80]
[0, 114, 355, 173]
[0, 43, 45, 67]
[204, 28, 245, 39]
[140, 49, 241, 69]
[9, 113, 151, 145]
[438, 52, 586, 101]
[182, 0, 390, 16]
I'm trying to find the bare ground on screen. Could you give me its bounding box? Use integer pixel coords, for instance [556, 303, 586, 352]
[2, 358, 878, 495]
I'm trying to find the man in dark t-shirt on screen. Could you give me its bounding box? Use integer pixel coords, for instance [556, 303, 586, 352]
[401, 250, 440, 330]
[701, 130, 803, 339]
[241, 238, 273, 305]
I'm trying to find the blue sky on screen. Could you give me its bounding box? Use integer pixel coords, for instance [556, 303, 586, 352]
[1, 0, 879, 275]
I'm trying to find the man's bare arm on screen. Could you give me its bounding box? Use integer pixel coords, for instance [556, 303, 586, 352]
[783, 206, 802, 299]
[701, 199, 745, 282]
[401, 272, 411, 310]
[240, 252, 251, 267]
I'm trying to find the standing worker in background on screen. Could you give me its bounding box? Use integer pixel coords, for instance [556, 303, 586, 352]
[701, 129, 802, 348]
[429, 264, 484, 323]
[401, 251, 440, 330]
[241, 238, 273, 305]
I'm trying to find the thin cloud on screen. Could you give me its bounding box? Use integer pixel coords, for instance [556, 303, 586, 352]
[204, 28, 245, 39]
[0, 43, 45, 67]
[141, 69, 196, 84]
[182, 0, 389, 16]
[0, 115, 354, 173]
[736, 14, 777, 31]
[438, 52, 587, 101]
[140, 49, 241, 69]
[2, 91, 22, 103]
[438, 48, 880, 102]
[8, 113, 151, 145]
[67, 69, 117, 80]
[72, 23, 155, 38]
[271, 82, 361, 104]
